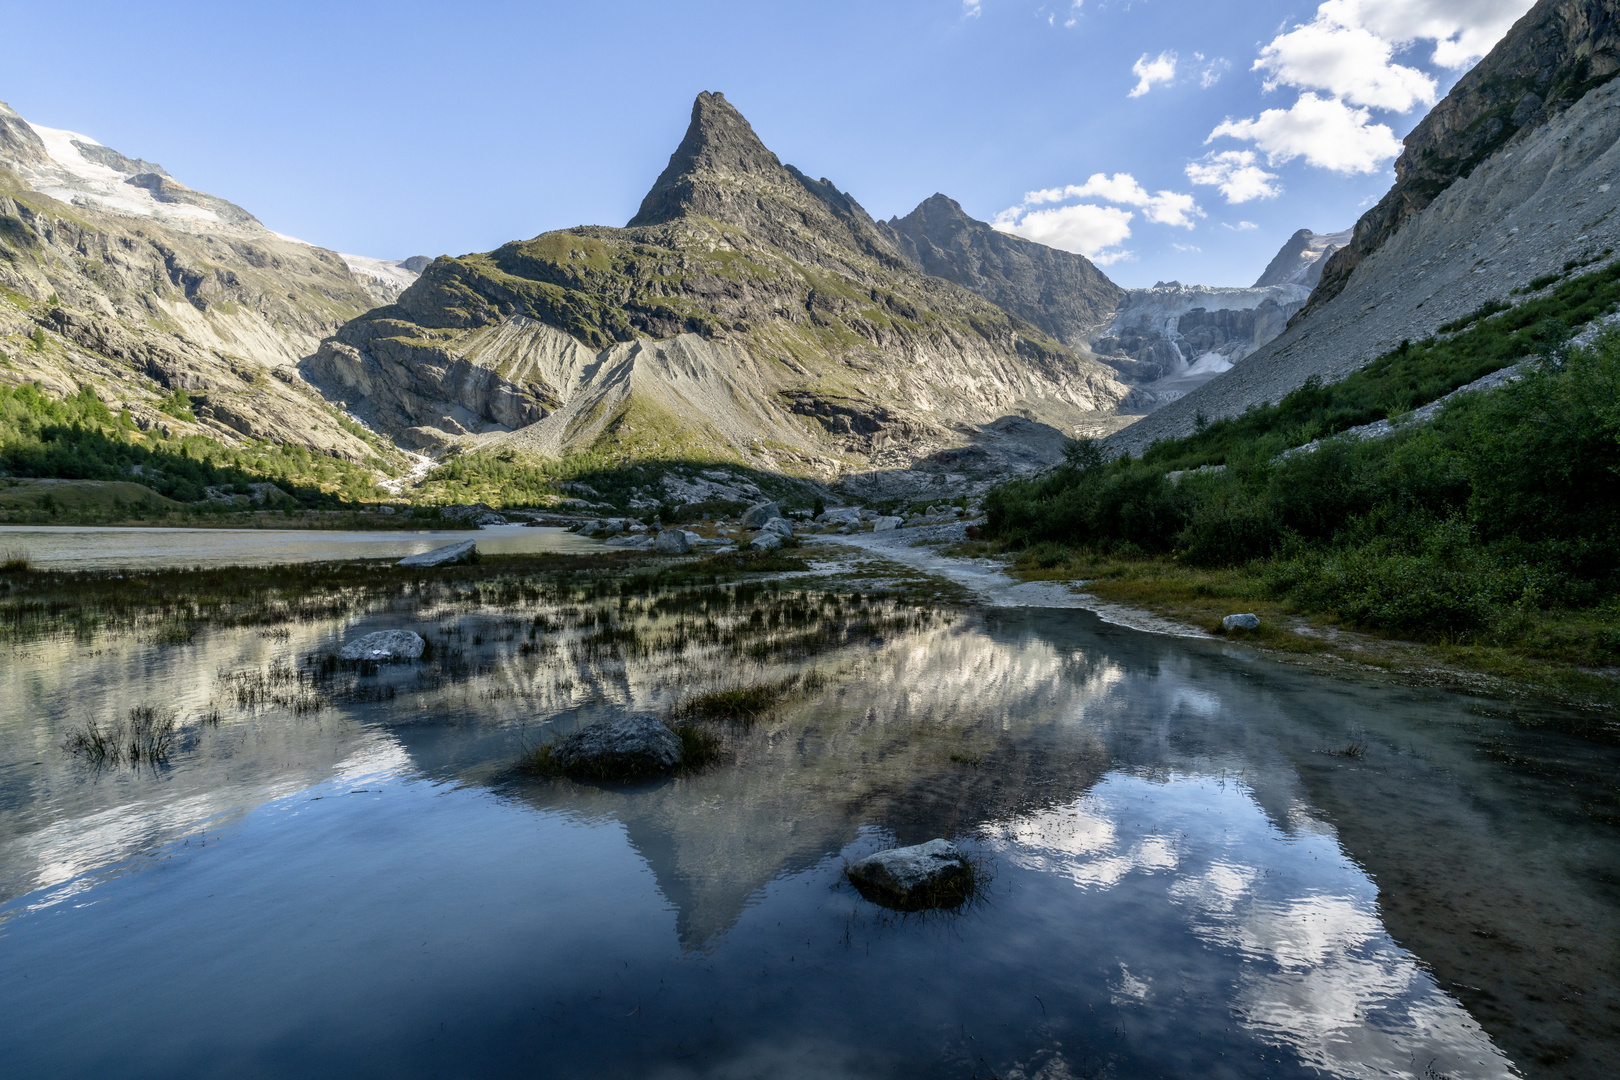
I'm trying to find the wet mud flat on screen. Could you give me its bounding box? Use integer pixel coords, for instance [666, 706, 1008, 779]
[0, 546, 1615, 1078]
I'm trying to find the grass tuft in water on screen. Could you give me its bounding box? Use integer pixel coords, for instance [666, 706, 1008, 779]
[0, 548, 29, 573]
[63, 705, 177, 765]
[674, 672, 827, 724]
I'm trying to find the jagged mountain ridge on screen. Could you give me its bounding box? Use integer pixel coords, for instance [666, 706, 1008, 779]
[878, 194, 1125, 351]
[308, 92, 1134, 492]
[0, 98, 425, 460]
[1253, 229, 1352, 289]
[1107, 0, 1620, 457]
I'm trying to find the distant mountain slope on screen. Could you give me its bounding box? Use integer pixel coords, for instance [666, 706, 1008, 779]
[878, 193, 1125, 350]
[1304, 0, 1620, 317]
[1107, 8, 1620, 458]
[1253, 229, 1352, 288]
[307, 92, 1131, 490]
[0, 98, 418, 460]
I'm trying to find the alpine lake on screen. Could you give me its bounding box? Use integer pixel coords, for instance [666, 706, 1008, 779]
[0, 526, 1614, 1080]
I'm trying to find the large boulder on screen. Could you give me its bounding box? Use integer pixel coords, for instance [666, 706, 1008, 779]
[397, 540, 477, 567]
[655, 528, 693, 554]
[748, 532, 783, 551]
[339, 629, 426, 662]
[817, 507, 862, 526]
[548, 713, 684, 779]
[741, 501, 782, 528]
[760, 516, 793, 537]
[872, 516, 902, 532]
[1222, 613, 1261, 632]
[847, 839, 974, 910]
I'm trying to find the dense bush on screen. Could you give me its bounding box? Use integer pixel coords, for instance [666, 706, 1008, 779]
[984, 327, 1620, 642]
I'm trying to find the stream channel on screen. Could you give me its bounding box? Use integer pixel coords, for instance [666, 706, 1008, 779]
[0, 532, 1614, 1079]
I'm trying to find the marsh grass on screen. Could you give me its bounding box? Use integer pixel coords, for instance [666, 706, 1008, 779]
[674, 671, 828, 724]
[63, 705, 177, 765]
[0, 547, 29, 573]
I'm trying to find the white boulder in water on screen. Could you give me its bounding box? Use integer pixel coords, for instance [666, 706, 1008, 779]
[847, 839, 973, 909]
[397, 540, 477, 567]
[339, 629, 426, 662]
[549, 713, 684, 778]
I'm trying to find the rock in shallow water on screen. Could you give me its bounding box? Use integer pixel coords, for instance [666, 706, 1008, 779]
[339, 629, 426, 662]
[847, 839, 973, 910]
[550, 713, 684, 779]
[397, 540, 478, 567]
[1222, 613, 1261, 632]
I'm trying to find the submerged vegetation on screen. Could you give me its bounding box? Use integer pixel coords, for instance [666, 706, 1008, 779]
[63, 705, 177, 765]
[983, 286, 1620, 685]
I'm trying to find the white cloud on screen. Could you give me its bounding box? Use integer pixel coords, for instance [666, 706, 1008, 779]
[1318, 0, 1534, 69]
[1172, 243, 1202, 253]
[1185, 150, 1282, 203]
[1255, 21, 1436, 111]
[1209, 92, 1403, 174]
[962, 0, 981, 18]
[1196, 54, 1231, 89]
[1228, 221, 1260, 230]
[1208, 0, 1533, 178]
[995, 203, 1135, 264]
[1022, 172, 1202, 228]
[1130, 51, 1177, 98]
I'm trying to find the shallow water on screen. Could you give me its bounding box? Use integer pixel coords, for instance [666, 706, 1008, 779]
[0, 567, 1615, 1079]
[0, 523, 598, 570]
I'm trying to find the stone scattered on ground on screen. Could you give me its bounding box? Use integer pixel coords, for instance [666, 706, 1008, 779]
[1223, 613, 1261, 632]
[847, 839, 974, 910]
[397, 540, 478, 567]
[547, 713, 684, 779]
[872, 516, 902, 532]
[742, 501, 782, 528]
[655, 528, 693, 554]
[339, 629, 427, 662]
[605, 534, 656, 549]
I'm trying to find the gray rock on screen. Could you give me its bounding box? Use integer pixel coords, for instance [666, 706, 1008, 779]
[397, 540, 478, 567]
[749, 532, 783, 551]
[655, 528, 693, 554]
[549, 713, 683, 779]
[760, 516, 793, 537]
[1222, 613, 1261, 632]
[872, 515, 902, 532]
[817, 506, 862, 526]
[339, 629, 426, 662]
[741, 501, 782, 528]
[441, 503, 508, 526]
[847, 839, 973, 910]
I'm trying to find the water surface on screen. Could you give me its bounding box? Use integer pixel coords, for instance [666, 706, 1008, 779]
[0, 567, 1614, 1079]
[0, 523, 597, 570]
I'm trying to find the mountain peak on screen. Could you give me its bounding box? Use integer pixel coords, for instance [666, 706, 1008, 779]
[627, 92, 787, 228]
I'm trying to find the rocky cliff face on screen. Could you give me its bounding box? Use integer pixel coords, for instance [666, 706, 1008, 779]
[878, 194, 1125, 350]
[1304, 0, 1620, 317]
[1108, 71, 1620, 456]
[0, 99, 415, 460]
[308, 92, 1132, 489]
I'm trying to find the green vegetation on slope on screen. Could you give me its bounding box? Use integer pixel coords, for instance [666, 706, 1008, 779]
[983, 308, 1620, 676]
[1139, 259, 1620, 473]
[0, 381, 397, 517]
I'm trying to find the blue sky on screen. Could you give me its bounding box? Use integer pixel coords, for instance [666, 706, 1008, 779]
[3, 0, 1531, 288]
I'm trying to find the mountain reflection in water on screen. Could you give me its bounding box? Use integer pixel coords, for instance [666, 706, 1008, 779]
[0, 590, 1612, 1079]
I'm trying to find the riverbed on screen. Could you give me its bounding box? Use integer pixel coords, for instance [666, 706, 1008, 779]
[0, 540, 1613, 1079]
